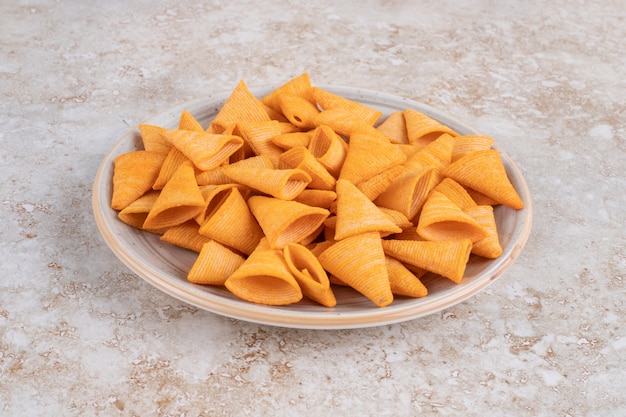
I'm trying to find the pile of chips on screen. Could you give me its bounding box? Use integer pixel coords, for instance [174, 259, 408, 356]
[110, 73, 524, 308]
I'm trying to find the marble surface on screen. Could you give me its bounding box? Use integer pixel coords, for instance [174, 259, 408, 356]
[1, 0, 625, 416]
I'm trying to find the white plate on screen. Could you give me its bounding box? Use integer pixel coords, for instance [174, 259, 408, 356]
[92, 85, 532, 329]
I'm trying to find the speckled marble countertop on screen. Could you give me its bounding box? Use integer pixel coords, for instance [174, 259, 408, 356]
[1, 1, 625, 416]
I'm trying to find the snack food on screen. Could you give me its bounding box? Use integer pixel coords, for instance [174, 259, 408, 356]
[109, 73, 524, 308]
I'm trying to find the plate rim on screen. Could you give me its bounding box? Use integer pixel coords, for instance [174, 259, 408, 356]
[92, 84, 533, 329]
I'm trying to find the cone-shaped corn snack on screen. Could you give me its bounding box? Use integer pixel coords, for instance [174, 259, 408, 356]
[188, 240, 246, 285]
[404, 109, 458, 147]
[111, 150, 167, 211]
[376, 111, 408, 144]
[138, 124, 171, 154]
[384, 256, 428, 298]
[237, 120, 284, 167]
[416, 190, 487, 242]
[442, 149, 524, 209]
[152, 147, 192, 190]
[196, 154, 273, 186]
[160, 220, 212, 253]
[247, 195, 330, 249]
[283, 243, 336, 307]
[292, 189, 337, 209]
[272, 131, 312, 150]
[355, 164, 404, 201]
[451, 135, 494, 162]
[278, 146, 336, 191]
[313, 108, 382, 138]
[178, 109, 205, 132]
[401, 132, 454, 176]
[317, 232, 393, 307]
[377, 207, 414, 229]
[210, 80, 270, 133]
[464, 205, 503, 258]
[465, 187, 500, 206]
[142, 161, 206, 230]
[374, 168, 437, 220]
[198, 187, 264, 255]
[277, 93, 320, 129]
[308, 125, 348, 178]
[117, 190, 161, 232]
[391, 226, 426, 241]
[381, 238, 473, 284]
[432, 177, 477, 210]
[263, 103, 290, 123]
[224, 239, 303, 305]
[223, 166, 311, 200]
[311, 87, 382, 126]
[339, 132, 406, 185]
[261, 72, 313, 114]
[334, 179, 402, 240]
[164, 129, 244, 172]
[194, 183, 242, 225]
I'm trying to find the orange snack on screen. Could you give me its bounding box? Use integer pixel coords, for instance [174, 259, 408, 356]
[198, 187, 264, 255]
[292, 189, 337, 209]
[313, 108, 381, 138]
[378, 207, 413, 229]
[374, 134, 455, 218]
[432, 177, 477, 210]
[225, 239, 303, 305]
[142, 161, 206, 230]
[160, 220, 212, 253]
[317, 232, 393, 307]
[261, 72, 314, 114]
[405, 132, 455, 172]
[308, 125, 348, 178]
[164, 129, 244, 172]
[354, 164, 405, 201]
[262, 104, 290, 123]
[277, 93, 320, 129]
[196, 154, 273, 186]
[223, 166, 311, 200]
[404, 109, 458, 147]
[442, 149, 524, 209]
[374, 168, 437, 220]
[111, 150, 167, 211]
[338, 131, 406, 185]
[188, 240, 246, 285]
[152, 147, 191, 190]
[110, 74, 527, 309]
[465, 187, 500, 206]
[381, 238, 473, 284]
[384, 256, 428, 298]
[178, 109, 205, 132]
[334, 179, 402, 240]
[391, 226, 425, 241]
[236, 120, 284, 166]
[311, 87, 382, 126]
[209, 80, 270, 133]
[272, 131, 312, 150]
[247, 195, 330, 249]
[376, 111, 408, 144]
[278, 146, 336, 191]
[464, 205, 503, 258]
[194, 183, 242, 225]
[416, 190, 487, 242]
[117, 190, 161, 232]
[283, 243, 336, 307]
[451, 134, 495, 162]
[138, 124, 171, 154]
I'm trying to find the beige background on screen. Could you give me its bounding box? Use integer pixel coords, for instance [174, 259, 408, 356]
[1, 1, 625, 416]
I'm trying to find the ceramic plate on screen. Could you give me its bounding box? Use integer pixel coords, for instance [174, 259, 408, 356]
[92, 85, 532, 329]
